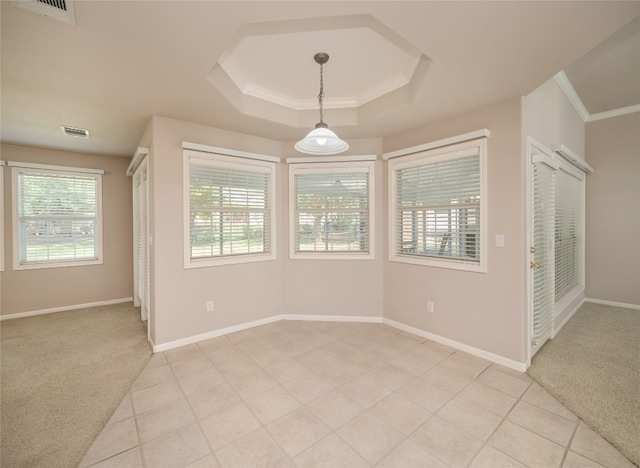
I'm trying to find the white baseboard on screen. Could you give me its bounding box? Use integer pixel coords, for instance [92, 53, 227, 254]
[384, 318, 527, 372]
[0, 297, 134, 321]
[283, 314, 383, 323]
[585, 298, 640, 310]
[152, 312, 526, 372]
[553, 298, 585, 337]
[153, 315, 285, 352]
[152, 313, 383, 353]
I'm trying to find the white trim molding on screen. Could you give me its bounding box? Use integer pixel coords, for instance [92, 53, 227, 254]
[151, 312, 527, 372]
[152, 314, 383, 352]
[182, 141, 280, 163]
[383, 129, 490, 160]
[8, 160, 104, 174]
[586, 298, 640, 311]
[283, 314, 383, 323]
[127, 147, 149, 176]
[286, 155, 377, 164]
[0, 297, 134, 321]
[554, 71, 590, 121]
[551, 144, 593, 174]
[588, 105, 640, 122]
[383, 318, 527, 372]
[554, 71, 640, 123]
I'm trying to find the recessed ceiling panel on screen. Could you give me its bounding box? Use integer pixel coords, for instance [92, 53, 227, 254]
[207, 14, 430, 127]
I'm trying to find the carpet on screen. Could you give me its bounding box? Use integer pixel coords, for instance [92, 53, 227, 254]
[1, 302, 152, 468]
[527, 301, 640, 466]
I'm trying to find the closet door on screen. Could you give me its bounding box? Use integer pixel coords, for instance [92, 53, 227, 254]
[530, 155, 555, 356]
[134, 162, 149, 322]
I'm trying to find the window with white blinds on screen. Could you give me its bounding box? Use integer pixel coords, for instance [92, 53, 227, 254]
[12, 164, 103, 269]
[555, 168, 581, 301]
[185, 150, 275, 267]
[389, 139, 487, 271]
[290, 162, 374, 259]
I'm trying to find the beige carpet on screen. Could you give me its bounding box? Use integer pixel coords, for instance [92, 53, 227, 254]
[527, 301, 640, 466]
[1, 302, 152, 468]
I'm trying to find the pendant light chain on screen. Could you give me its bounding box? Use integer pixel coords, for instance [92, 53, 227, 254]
[294, 51, 349, 155]
[318, 61, 324, 124]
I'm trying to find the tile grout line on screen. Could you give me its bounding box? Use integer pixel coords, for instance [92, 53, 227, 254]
[84, 320, 630, 468]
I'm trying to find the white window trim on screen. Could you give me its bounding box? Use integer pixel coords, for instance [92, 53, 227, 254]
[383, 129, 490, 160]
[182, 141, 280, 164]
[289, 161, 375, 260]
[388, 138, 488, 273]
[183, 149, 276, 269]
[11, 162, 104, 270]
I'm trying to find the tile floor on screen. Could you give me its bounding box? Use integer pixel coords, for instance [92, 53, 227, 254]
[79, 320, 634, 468]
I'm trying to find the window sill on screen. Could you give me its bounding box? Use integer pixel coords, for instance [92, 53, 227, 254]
[14, 258, 103, 271]
[389, 254, 486, 273]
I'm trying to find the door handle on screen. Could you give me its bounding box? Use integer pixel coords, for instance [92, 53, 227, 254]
[530, 261, 541, 269]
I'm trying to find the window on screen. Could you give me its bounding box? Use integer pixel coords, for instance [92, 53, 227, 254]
[184, 149, 276, 268]
[11, 162, 103, 270]
[290, 161, 374, 259]
[389, 139, 487, 272]
[554, 167, 582, 301]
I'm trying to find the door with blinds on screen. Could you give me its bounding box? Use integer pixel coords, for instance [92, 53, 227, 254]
[133, 160, 150, 326]
[529, 144, 587, 358]
[530, 154, 555, 356]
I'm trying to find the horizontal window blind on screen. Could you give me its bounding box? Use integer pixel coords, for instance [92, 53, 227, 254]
[190, 164, 270, 259]
[16, 169, 99, 265]
[294, 170, 370, 254]
[531, 160, 555, 352]
[395, 154, 480, 262]
[555, 168, 581, 301]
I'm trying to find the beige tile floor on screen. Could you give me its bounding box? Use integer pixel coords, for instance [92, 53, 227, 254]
[79, 321, 634, 468]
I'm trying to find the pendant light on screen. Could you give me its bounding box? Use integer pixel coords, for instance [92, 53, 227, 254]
[295, 52, 349, 155]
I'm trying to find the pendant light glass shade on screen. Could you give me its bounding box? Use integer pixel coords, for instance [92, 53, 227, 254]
[295, 122, 349, 155]
[295, 52, 349, 155]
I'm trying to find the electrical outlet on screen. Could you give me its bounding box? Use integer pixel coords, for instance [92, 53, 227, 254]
[427, 301, 434, 313]
[206, 300, 214, 312]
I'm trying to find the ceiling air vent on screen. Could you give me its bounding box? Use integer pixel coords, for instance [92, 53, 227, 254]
[60, 125, 89, 139]
[12, 0, 76, 26]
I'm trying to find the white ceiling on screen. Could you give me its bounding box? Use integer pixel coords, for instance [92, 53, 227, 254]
[1, 1, 639, 157]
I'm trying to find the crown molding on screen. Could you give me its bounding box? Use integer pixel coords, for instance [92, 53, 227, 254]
[554, 71, 590, 121]
[587, 104, 640, 122]
[554, 71, 640, 123]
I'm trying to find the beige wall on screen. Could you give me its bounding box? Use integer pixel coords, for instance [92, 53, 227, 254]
[148, 117, 285, 346]
[523, 78, 585, 156]
[282, 139, 385, 320]
[0, 144, 133, 315]
[585, 112, 640, 306]
[148, 116, 387, 346]
[382, 98, 526, 363]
